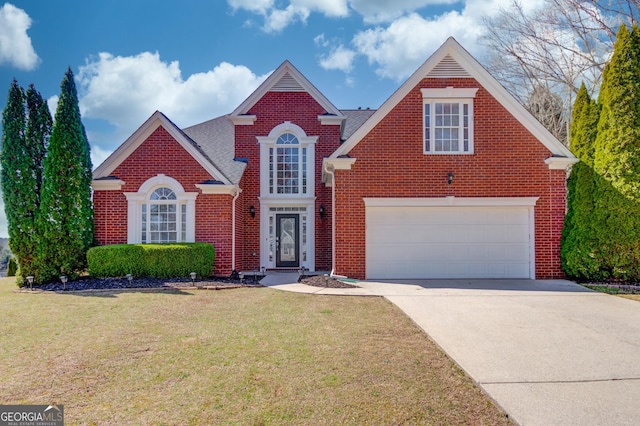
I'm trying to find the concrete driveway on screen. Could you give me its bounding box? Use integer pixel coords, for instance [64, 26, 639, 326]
[355, 279, 640, 426]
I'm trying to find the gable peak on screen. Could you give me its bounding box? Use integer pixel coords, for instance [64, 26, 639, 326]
[230, 59, 343, 118]
[427, 53, 470, 78]
[272, 70, 305, 92]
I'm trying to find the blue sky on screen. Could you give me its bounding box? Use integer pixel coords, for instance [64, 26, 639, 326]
[0, 0, 545, 237]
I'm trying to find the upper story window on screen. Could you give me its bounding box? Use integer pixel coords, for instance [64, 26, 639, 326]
[258, 122, 317, 198]
[422, 87, 478, 154]
[270, 133, 307, 195]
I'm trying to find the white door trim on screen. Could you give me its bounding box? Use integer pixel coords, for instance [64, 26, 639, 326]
[364, 197, 538, 279]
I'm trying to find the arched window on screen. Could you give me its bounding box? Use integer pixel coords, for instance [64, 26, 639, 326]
[124, 174, 197, 244]
[142, 187, 184, 243]
[270, 132, 307, 195]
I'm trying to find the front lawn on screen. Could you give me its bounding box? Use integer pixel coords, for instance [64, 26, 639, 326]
[0, 278, 509, 425]
[620, 294, 640, 302]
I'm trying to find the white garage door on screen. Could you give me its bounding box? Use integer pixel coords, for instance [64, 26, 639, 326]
[366, 199, 535, 279]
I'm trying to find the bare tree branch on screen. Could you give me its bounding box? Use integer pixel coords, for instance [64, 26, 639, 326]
[480, 0, 640, 145]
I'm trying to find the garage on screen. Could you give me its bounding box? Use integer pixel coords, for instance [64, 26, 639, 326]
[365, 197, 538, 279]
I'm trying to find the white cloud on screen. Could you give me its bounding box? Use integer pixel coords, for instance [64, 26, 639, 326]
[228, 0, 349, 32]
[349, 0, 457, 23]
[47, 95, 58, 118]
[314, 33, 329, 47]
[319, 45, 356, 73]
[0, 3, 39, 70]
[264, 5, 310, 32]
[76, 51, 269, 149]
[227, 0, 273, 14]
[90, 145, 113, 170]
[352, 11, 485, 80]
[331, 0, 539, 81]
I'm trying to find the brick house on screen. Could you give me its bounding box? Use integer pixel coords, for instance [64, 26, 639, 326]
[92, 37, 577, 280]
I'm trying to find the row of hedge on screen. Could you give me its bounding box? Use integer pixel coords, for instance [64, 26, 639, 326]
[87, 243, 215, 278]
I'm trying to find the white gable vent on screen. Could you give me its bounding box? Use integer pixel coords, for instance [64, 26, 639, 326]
[427, 54, 470, 78]
[271, 72, 305, 92]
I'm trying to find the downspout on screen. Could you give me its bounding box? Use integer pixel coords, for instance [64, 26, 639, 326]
[231, 187, 240, 272]
[325, 164, 337, 277]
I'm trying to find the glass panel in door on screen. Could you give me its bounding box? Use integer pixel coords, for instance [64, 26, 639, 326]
[276, 214, 299, 267]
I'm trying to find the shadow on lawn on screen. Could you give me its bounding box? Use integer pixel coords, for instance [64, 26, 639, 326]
[18, 276, 258, 298]
[59, 287, 197, 298]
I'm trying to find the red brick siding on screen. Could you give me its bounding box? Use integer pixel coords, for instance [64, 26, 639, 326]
[234, 91, 340, 271]
[93, 126, 234, 276]
[333, 78, 567, 279]
[93, 190, 127, 244]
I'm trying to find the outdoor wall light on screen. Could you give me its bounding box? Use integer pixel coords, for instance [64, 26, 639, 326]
[26, 275, 34, 290]
[319, 204, 325, 219]
[249, 205, 256, 218]
[447, 172, 454, 185]
[60, 275, 68, 290]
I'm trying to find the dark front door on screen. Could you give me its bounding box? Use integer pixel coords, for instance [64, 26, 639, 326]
[276, 214, 299, 268]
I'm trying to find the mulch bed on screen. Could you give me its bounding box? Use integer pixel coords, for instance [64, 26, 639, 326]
[18, 273, 358, 292]
[26, 276, 263, 292]
[578, 281, 640, 294]
[299, 275, 359, 288]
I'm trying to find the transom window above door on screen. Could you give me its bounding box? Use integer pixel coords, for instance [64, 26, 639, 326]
[258, 122, 317, 198]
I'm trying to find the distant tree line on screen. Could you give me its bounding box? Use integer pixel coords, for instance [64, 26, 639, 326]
[1, 69, 93, 285]
[0, 238, 12, 270]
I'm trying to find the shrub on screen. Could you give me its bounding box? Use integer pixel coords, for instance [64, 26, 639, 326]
[87, 243, 215, 278]
[6, 257, 18, 277]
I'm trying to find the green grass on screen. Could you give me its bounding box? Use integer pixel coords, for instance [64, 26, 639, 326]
[582, 284, 625, 294]
[0, 277, 509, 425]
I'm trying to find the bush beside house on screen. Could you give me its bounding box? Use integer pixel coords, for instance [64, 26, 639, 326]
[87, 243, 215, 278]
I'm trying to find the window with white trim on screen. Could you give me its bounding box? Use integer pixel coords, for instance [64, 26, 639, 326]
[422, 87, 478, 154]
[269, 133, 307, 194]
[258, 122, 316, 199]
[124, 174, 197, 244]
[141, 187, 186, 243]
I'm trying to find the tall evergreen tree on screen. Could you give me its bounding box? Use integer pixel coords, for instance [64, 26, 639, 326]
[37, 68, 93, 283]
[1, 80, 33, 276]
[591, 24, 640, 280]
[561, 83, 602, 278]
[594, 24, 640, 200]
[25, 84, 52, 206]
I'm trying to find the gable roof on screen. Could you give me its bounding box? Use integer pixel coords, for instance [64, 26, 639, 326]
[93, 111, 238, 185]
[330, 37, 576, 160]
[230, 60, 345, 119]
